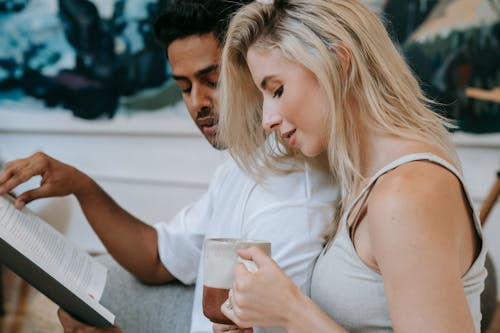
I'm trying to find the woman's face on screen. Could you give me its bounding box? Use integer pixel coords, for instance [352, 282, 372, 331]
[246, 46, 329, 157]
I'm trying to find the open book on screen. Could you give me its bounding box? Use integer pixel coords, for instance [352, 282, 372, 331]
[0, 194, 115, 327]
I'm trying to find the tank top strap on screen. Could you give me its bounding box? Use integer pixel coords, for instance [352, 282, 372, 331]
[343, 152, 482, 236]
[371, 152, 464, 185]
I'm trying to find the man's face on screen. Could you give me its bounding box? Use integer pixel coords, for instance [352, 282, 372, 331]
[167, 33, 222, 149]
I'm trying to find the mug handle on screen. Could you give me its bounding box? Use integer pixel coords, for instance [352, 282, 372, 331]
[237, 257, 259, 273]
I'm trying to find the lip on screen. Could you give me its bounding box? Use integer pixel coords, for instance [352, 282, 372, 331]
[197, 117, 216, 127]
[281, 129, 297, 147]
[202, 123, 218, 136]
[197, 117, 218, 135]
[288, 131, 297, 146]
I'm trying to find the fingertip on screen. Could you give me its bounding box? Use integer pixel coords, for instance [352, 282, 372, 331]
[240, 246, 269, 263]
[235, 263, 248, 274]
[236, 247, 248, 254]
[220, 300, 230, 317]
[57, 309, 81, 329]
[57, 308, 67, 322]
[14, 199, 25, 210]
[236, 247, 253, 259]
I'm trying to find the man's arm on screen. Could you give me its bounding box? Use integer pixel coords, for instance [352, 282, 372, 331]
[0, 152, 174, 284]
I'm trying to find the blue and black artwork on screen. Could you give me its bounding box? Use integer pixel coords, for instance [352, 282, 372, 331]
[0, 0, 169, 119]
[383, 0, 500, 133]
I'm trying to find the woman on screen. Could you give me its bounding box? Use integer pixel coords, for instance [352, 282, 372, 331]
[214, 0, 487, 332]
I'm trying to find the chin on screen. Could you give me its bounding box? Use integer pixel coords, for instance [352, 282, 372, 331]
[211, 142, 226, 150]
[300, 145, 326, 157]
[301, 151, 322, 158]
[207, 137, 226, 150]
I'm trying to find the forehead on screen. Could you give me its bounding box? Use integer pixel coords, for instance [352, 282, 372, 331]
[246, 46, 319, 89]
[247, 47, 289, 80]
[167, 33, 221, 74]
[247, 46, 282, 65]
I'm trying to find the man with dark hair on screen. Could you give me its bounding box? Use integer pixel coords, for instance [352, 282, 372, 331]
[152, 0, 244, 150]
[154, 0, 243, 53]
[0, 1, 338, 332]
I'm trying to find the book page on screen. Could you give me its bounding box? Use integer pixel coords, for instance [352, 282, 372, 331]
[0, 195, 107, 301]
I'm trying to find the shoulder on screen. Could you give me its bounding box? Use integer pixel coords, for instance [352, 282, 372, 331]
[369, 160, 463, 220]
[218, 158, 239, 174]
[366, 160, 467, 254]
[210, 158, 247, 184]
[242, 163, 337, 221]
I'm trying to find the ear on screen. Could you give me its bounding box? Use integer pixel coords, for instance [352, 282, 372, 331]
[333, 43, 350, 70]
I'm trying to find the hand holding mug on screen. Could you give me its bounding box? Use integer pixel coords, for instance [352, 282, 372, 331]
[221, 246, 300, 330]
[203, 238, 271, 325]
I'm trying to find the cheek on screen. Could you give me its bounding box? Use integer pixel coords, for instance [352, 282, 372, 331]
[305, 95, 330, 150]
[182, 97, 197, 121]
[280, 94, 303, 123]
[211, 93, 219, 110]
[315, 90, 330, 130]
[188, 110, 198, 124]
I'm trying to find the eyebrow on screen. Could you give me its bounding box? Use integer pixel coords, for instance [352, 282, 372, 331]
[197, 64, 219, 77]
[172, 64, 219, 82]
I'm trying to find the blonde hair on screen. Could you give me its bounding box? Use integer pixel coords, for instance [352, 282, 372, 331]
[218, 0, 459, 199]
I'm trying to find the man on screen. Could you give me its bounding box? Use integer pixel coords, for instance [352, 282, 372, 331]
[0, 1, 338, 332]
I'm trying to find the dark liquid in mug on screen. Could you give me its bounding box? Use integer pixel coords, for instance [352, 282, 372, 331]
[203, 286, 234, 325]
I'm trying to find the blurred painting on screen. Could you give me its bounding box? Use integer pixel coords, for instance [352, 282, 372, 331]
[384, 0, 500, 133]
[0, 0, 180, 120]
[0, 0, 499, 132]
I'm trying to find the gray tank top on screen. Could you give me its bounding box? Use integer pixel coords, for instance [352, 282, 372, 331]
[310, 153, 487, 333]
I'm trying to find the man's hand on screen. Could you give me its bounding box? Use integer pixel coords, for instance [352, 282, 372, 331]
[57, 309, 122, 333]
[0, 152, 91, 209]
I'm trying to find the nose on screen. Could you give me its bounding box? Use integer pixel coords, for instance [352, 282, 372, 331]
[262, 104, 282, 132]
[190, 85, 212, 112]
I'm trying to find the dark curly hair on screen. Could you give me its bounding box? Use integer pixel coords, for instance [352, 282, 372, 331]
[154, 0, 252, 53]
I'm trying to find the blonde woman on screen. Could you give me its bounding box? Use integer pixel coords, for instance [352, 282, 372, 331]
[215, 0, 487, 332]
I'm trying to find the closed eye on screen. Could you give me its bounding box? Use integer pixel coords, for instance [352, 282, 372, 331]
[205, 79, 217, 89]
[273, 86, 284, 98]
[173, 79, 191, 94]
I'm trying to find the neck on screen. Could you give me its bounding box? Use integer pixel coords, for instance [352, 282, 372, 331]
[357, 118, 442, 181]
[356, 115, 388, 179]
[356, 117, 406, 178]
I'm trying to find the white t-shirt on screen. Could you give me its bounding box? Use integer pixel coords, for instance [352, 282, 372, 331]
[154, 158, 338, 333]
